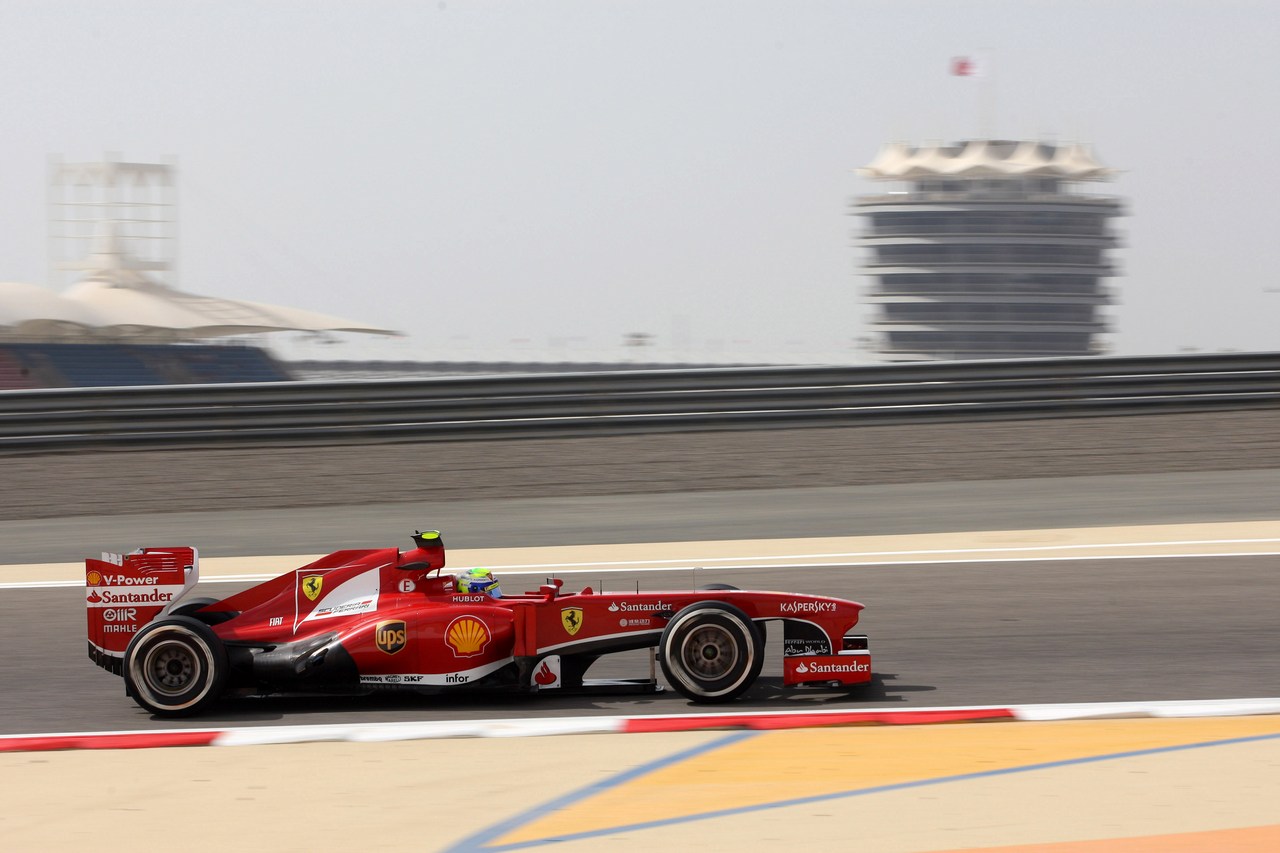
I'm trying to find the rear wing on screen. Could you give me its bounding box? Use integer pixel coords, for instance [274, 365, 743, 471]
[86, 547, 199, 674]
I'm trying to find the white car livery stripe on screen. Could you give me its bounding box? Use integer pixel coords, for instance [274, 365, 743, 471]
[296, 565, 387, 631]
[86, 584, 186, 607]
[359, 658, 513, 687]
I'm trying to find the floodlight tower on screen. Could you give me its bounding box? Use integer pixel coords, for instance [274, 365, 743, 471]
[48, 154, 178, 289]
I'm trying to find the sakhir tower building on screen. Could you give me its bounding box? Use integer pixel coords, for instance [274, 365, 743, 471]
[853, 139, 1125, 361]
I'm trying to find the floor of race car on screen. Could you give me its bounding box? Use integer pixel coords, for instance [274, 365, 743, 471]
[4, 715, 1279, 852]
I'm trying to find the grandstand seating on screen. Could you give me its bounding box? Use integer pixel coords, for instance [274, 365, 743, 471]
[0, 343, 292, 388]
[0, 349, 40, 390]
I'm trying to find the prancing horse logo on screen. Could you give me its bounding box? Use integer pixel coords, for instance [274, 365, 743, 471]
[560, 607, 583, 636]
[302, 575, 324, 601]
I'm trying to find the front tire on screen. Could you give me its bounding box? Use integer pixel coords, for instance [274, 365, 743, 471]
[698, 584, 766, 643]
[124, 616, 227, 717]
[659, 602, 764, 703]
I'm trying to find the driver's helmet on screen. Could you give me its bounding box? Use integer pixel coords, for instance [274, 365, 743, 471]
[457, 567, 502, 598]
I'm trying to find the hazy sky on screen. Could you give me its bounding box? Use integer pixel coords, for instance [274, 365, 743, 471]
[1, 1, 1276, 362]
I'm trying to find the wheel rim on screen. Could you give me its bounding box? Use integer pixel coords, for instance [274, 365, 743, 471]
[679, 624, 739, 682]
[142, 639, 201, 696]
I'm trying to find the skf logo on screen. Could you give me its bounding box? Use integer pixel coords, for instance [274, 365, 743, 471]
[375, 620, 407, 655]
[301, 575, 324, 601]
[445, 616, 490, 657]
[86, 570, 103, 586]
[560, 607, 583, 636]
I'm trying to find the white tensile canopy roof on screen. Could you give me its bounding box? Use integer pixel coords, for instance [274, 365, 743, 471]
[0, 280, 107, 337]
[858, 139, 1115, 181]
[0, 229, 397, 342]
[63, 277, 398, 339]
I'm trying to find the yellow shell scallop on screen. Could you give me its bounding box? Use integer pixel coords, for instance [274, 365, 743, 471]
[446, 616, 490, 655]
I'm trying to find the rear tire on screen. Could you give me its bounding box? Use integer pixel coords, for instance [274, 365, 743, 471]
[170, 597, 237, 625]
[124, 616, 227, 717]
[659, 602, 764, 703]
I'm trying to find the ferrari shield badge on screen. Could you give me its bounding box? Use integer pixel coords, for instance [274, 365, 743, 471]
[301, 575, 324, 601]
[560, 607, 584, 636]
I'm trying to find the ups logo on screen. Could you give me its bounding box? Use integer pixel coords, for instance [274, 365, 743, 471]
[375, 620, 407, 655]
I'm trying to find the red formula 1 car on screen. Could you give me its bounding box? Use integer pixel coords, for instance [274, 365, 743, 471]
[85, 530, 871, 716]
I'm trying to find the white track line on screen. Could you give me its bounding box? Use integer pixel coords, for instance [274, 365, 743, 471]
[3, 540, 1280, 590]
[486, 537, 1280, 567]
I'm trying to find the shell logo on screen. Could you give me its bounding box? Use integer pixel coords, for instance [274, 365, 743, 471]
[86, 570, 102, 586]
[445, 616, 491, 657]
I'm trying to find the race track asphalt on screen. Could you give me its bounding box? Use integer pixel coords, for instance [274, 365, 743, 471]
[3, 549, 1277, 735]
[2, 468, 1278, 563]
[1, 468, 1278, 734]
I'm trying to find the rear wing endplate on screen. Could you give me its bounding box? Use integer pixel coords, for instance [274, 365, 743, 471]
[86, 547, 200, 674]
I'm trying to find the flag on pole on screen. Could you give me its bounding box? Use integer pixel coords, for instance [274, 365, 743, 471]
[950, 56, 983, 78]
[950, 54, 994, 137]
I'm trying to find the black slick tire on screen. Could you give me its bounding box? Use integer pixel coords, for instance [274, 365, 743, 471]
[169, 597, 237, 625]
[658, 601, 764, 703]
[123, 616, 228, 717]
[697, 584, 766, 643]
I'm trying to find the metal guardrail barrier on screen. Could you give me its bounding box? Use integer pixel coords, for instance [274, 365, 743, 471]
[1, 353, 1277, 453]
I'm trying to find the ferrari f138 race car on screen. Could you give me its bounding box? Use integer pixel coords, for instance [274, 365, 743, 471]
[86, 530, 872, 717]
